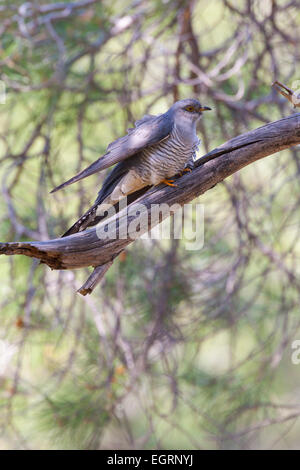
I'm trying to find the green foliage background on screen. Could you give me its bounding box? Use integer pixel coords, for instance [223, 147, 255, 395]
[0, 0, 300, 449]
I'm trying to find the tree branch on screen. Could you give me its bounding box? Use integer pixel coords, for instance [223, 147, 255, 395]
[1, 113, 300, 289]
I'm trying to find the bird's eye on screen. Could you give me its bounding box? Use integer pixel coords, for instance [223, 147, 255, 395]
[185, 106, 195, 112]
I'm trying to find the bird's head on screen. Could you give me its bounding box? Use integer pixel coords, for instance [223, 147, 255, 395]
[170, 99, 211, 125]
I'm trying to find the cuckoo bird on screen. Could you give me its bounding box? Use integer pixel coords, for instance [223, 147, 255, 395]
[51, 99, 211, 237]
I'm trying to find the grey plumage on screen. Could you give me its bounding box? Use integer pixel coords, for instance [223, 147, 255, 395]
[54, 99, 211, 237]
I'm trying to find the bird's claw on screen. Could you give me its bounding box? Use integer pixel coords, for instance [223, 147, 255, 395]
[162, 178, 177, 187]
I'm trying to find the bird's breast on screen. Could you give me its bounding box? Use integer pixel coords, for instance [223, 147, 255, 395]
[137, 134, 198, 185]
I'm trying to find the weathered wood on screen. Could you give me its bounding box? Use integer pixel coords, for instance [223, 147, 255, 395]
[1, 113, 300, 273]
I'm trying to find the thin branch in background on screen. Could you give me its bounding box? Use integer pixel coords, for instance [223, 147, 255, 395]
[1, 0, 300, 450]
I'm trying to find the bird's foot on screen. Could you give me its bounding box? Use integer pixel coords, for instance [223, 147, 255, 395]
[180, 168, 192, 176]
[162, 178, 177, 187]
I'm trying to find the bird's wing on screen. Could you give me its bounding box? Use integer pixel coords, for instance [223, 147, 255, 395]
[51, 112, 172, 193]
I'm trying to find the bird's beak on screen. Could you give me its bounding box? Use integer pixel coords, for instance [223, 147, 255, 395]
[199, 106, 212, 112]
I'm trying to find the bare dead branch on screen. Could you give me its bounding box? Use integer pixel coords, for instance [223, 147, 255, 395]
[272, 81, 300, 108]
[0, 113, 299, 284]
[77, 261, 114, 296]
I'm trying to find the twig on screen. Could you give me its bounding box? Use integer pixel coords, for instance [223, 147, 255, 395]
[272, 81, 300, 108]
